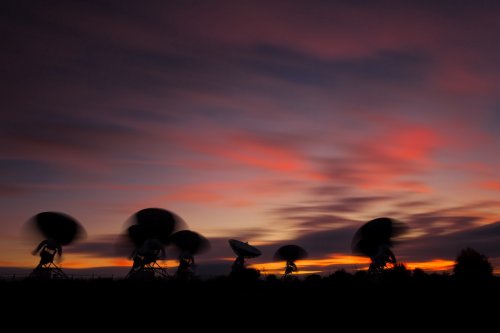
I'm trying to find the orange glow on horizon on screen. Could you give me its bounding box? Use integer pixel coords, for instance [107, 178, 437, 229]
[61, 258, 179, 269]
[249, 255, 456, 274]
[403, 259, 455, 271]
[249, 255, 371, 273]
[1, 257, 180, 270]
[0, 256, 469, 274]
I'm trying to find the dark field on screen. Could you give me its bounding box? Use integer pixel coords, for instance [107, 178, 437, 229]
[2, 273, 499, 328]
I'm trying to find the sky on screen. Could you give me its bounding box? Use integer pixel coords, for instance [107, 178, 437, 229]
[1, 0, 500, 276]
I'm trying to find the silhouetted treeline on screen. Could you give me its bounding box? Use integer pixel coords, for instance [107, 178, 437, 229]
[1, 270, 499, 329]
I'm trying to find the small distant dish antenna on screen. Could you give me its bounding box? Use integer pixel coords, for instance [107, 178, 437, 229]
[351, 217, 408, 273]
[274, 245, 308, 279]
[170, 230, 210, 279]
[124, 208, 186, 280]
[229, 239, 262, 258]
[228, 239, 261, 274]
[27, 211, 86, 280]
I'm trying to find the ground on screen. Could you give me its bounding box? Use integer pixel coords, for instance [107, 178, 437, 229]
[2, 273, 499, 328]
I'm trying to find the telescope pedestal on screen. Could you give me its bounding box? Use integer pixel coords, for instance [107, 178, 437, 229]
[28, 262, 69, 280]
[126, 261, 170, 280]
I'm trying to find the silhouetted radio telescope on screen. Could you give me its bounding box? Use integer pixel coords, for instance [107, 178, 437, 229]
[274, 245, 308, 279]
[170, 230, 210, 280]
[229, 239, 262, 274]
[125, 208, 186, 280]
[351, 217, 408, 273]
[27, 211, 86, 280]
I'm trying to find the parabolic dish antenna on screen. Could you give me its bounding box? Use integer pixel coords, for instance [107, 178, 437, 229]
[273, 245, 308, 262]
[229, 239, 262, 258]
[29, 211, 86, 246]
[126, 208, 186, 247]
[170, 230, 210, 255]
[351, 217, 408, 257]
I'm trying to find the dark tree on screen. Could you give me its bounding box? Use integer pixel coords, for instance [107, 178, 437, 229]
[453, 248, 493, 281]
[326, 269, 353, 283]
[305, 274, 322, 283]
[413, 268, 427, 279]
[229, 267, 261, 282]
[265, 274, 278, 282]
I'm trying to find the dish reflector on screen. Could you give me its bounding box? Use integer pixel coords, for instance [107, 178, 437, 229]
[229, 239, 262, 258]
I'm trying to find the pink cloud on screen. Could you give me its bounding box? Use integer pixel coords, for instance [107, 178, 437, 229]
[315, 120, 445, 192]
[166, 127, 315, 178]
[158, 178, 305, 207]
[431, 65, 498, 95]
[172, 1, 448, 59]
[479, 181, 500, 191]
[168, 1, 500, 101]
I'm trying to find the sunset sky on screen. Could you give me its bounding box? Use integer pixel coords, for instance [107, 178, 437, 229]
[2, 0, 500, 275]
